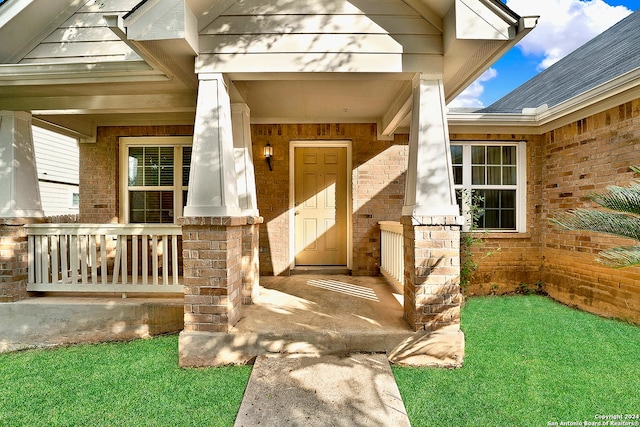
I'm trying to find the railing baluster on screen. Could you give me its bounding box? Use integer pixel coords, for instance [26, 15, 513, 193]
[61, 235, 68, 284]
[152, 236, 158, 285]
[121, 236, 127, 285]
[42, 236, 50, 284]
[132, 235, 138, 285]
[162, 235, 169, 285]
[35, 236, 42, 284]
[172, 234, 178, 286]
[28, 235, 35, 284]
[70, 235, 78, 285]
[80, 235, 88, 284]
[51, 235, 59, 284]
[142, 235, 148, 285]
[100, 235, 107, 285]
[90, 234, 97, 285]
[112, 236, 121, 285]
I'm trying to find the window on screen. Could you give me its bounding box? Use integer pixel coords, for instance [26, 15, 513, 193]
[451, 141, 526, 232]
[120, 137, 192, 224]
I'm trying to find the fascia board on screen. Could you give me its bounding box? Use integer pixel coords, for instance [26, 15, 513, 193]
[447, 68, 640, 134]
[0, 60, 166, 85]
[536, 67, 640, 126]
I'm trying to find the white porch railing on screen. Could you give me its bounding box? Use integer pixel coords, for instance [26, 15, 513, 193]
[25, 224, 183, 295]
[379, 221, 404, 294]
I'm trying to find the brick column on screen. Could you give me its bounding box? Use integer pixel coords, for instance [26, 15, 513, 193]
[402, 215, 465, 332]
[0, 218, 44, 302]
[180, 217, 248, 333]
[178, 216, 262, 367]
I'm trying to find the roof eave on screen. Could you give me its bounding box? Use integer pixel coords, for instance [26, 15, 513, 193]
[448, 66, 640, 134]
[0, 60, 168, 86]
[444, 13, 539, 102]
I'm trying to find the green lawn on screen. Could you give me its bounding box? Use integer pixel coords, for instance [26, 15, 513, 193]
[1, 296, 638, 426]
[393, 295, 640, 426]
[0, 336, 251, 427]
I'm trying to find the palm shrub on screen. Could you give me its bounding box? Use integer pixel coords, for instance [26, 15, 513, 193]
[550, 166, 640, 268]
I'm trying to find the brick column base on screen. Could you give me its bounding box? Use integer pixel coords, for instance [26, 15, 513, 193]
[178, 216, 261, 367]
[0, 218, 46, 302]
[402, 215, 465, 332]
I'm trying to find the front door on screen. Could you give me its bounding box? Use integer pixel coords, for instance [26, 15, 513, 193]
[294, 146, 347, 265]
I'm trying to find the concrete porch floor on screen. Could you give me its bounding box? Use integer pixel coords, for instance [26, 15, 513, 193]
[180, 275, 465, 367]
[1, 275, 465, 367]
[236, 275, 410, 335]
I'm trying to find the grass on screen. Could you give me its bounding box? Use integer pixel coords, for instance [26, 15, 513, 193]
[2, 296, 639, 426]
[393, 295, 640, 426]
[0, 336, 251, 427]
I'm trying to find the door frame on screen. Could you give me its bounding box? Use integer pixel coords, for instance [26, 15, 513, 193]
[289, 140, 352, 270]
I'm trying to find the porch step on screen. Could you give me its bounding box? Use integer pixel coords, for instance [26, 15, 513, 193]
[290, 266, 351, 275]
[179, 326, 465, 367]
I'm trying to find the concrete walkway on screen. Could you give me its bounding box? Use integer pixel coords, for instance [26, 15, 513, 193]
[234, 353, 411, 427]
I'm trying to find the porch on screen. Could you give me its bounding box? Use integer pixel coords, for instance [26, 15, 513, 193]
[0, 273, 464, 367]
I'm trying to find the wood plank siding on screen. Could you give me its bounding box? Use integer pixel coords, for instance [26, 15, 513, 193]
[19, 0, 141, 64]
[197, 0, 443, 73]
[32, 126, 79, 216]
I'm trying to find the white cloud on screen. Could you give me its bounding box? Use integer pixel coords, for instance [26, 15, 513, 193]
[448, 68, 498, 109]
[507, 0, 632, 70]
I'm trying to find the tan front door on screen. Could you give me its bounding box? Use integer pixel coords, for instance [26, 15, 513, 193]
[294, 146, 347, 265]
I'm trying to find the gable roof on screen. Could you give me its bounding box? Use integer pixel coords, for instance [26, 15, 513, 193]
[481, 9, 640, 114]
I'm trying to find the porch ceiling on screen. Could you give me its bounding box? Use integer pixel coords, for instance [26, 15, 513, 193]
[1, 73, 415, 138]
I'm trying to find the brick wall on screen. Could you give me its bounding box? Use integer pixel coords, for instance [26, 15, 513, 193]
[79, 125, 193, 223]
[454, 99, 640, 324]
[251, 123, 408, 276]
[448, 133, 545, 294]
[540, 99, 640, 323]
[0, 218, 46, 302]
[81, 123, 407, 278]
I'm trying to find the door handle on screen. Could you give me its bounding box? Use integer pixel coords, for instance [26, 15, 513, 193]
[295, 211, 300, 216]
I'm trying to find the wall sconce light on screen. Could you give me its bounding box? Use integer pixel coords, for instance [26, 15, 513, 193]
[264, 143, 273, 171]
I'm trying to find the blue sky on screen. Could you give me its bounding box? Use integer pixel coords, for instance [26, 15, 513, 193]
[450, 0, 640, 108]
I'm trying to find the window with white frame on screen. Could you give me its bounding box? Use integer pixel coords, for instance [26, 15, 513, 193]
[120, 137, 192, 224]
[451, 141, 526, 232]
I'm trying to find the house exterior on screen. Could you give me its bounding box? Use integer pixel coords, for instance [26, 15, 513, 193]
[32, 126, 80, 218]
[0, 0, 541, 365]
[449, 8, 640, 324]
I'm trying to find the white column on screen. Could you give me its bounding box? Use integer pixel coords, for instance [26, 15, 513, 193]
[231, 103, 259, 217]
[0, 111, 44, 218]
[403, 74, 459, 217]
[184, 74, 241, 217]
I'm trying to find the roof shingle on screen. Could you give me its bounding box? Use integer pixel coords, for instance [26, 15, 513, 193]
[481, 9, 640, 113]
